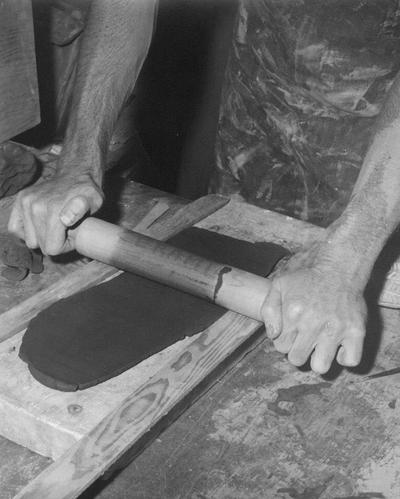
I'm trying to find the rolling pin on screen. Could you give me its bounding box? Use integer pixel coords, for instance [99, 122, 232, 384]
[72, 217, 273, 322]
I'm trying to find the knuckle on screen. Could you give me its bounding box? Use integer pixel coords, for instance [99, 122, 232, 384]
[262, 304, 276, 318]
[78, 186, 103, 213]
[31, 201, 44, 217]
[286, 302, 304, 320]
[48, 199, 62, 215]
[8, 218, 18, 233]
[322, 320, 341, 339]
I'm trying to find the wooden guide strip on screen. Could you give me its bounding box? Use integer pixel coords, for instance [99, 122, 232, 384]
[0, 194, 228, 342]
[131, 199, 170, 233]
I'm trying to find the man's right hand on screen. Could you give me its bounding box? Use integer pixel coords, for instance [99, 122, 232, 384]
[8, 173, 104, 255]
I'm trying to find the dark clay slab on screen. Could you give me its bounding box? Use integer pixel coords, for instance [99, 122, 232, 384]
[19, 228, 289, 391]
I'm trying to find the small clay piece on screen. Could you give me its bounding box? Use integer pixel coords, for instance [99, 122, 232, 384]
[20, 228, 289, 391]
[2, 266, 29, 282]
[0, 142, 38, 198]
[0, 233, 44, 281]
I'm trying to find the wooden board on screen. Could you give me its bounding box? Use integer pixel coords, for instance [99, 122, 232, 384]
[16, 193, 400, 498]
[0, 0, 40, 142]
[0, 330, 197, 459]
[15, 314, 263, 499]
[0, 180, 323, 463]
[1, 181, 399, 498]
[0, 192, 229, 458]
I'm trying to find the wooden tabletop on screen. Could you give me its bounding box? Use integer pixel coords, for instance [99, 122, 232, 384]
[0, 180, 399, 498]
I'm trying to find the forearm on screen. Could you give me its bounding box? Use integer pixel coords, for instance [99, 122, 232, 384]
[59, 0, 157, 183]
[317, 74, 400, 287]
[262, 70, 400, 373]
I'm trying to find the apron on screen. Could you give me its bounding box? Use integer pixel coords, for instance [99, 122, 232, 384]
[211, 0, 400, 225]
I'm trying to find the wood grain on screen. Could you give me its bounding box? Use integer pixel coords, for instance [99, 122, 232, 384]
[0, 0, 40, 142]
[15, 313, 262, 499]
[0, 194, 229, 460]
[2, 182, 400, 497]
[4, 180, 400, 498]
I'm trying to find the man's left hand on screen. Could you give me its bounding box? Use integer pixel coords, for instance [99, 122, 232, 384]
[261, 247, 367, 374]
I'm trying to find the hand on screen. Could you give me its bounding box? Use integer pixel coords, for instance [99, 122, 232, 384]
[8, 173, 104, 255]
[261, 247, 367, 374]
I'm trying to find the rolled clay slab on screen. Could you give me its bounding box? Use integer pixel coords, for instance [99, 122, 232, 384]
[19, 228, 288, 391]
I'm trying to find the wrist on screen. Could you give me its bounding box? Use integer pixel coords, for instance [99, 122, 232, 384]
[314, 211, 389, 288]
[56, 143, 105, 187]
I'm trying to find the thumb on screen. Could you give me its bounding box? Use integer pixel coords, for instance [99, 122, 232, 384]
[59, 196, 90, 227]
[260, 282, 282, 340]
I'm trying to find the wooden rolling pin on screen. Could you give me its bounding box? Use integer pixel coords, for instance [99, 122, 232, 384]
[72, 217, 273, 322]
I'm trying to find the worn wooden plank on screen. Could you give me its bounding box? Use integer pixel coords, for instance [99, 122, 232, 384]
[0, 189, 313, 462]
[3, 193, 326, 497]
[0, 195, 228, 458]
[196, 200, 323, 251]
[0, 0, 40, 142]
[3, 181, 400, 497]
[14, 313, 262, 499]
[1, 184, 400, 463]
[0, 330, 197, 460]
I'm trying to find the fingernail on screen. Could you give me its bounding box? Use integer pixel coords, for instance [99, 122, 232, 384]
[60, 213, 74, 226]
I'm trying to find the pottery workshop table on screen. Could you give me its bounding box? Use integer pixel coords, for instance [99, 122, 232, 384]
[0, 180, 400, 498]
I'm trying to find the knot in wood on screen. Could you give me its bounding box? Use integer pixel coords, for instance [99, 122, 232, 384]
[68, 404, 83, 415]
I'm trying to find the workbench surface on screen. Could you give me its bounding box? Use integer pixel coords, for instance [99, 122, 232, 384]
[1, 180, 399, 499]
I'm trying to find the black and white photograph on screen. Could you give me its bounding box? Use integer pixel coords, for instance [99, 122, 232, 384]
[0, 1, 399, 497]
